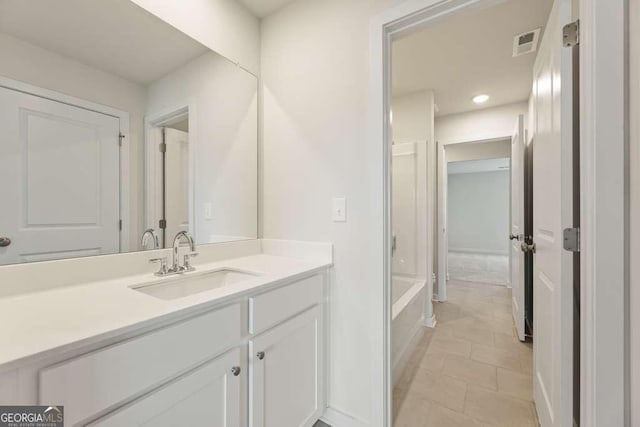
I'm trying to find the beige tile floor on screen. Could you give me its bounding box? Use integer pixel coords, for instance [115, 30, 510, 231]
[393, 280, 538, 427]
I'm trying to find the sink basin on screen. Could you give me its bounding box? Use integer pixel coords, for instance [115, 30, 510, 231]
[131, 269, 260, 300]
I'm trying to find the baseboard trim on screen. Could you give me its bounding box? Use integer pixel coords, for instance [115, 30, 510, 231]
[320, 407, 369, 427]
[423, 314, 437, 328]
[448, 248, 509, 256]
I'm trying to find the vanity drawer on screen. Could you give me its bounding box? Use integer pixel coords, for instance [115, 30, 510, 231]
[39, 304, 241, 426]
[249, 274, 323, 334]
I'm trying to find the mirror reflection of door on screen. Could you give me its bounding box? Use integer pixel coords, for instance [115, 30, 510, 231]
[163, 126, 190, 247]
[0, 0, 258, 265]
[0, 86, 121, 265]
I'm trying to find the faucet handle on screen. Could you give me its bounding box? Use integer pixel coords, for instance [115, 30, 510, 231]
[183, 252, 198, 271]
[149, 257, 169, 276]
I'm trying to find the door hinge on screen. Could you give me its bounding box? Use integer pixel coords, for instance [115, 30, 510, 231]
[159, 142, 167, 153]
[118, 133, 125, 146]
[158, 219, 167, 229]
[563, 227, 580, 252]
[563, 20, 580, 47]
[119, 219, 123, 231]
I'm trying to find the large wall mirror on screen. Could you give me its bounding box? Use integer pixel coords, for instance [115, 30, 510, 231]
[0, 0, 258, 266]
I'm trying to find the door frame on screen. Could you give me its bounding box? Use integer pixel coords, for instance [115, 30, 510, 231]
[369, 0, 628, 426]
[0, 76, 132, 252]
[436, 136, 512, 302]
[579, 0, 628, 425]
[144, 102, 196, 247]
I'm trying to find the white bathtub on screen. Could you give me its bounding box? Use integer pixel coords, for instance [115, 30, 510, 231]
[391, 276, 426, 385]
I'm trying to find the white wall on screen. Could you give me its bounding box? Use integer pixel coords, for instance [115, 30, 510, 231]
[392, 91, 435, 280]
[261, 0, 407, 424]
[447, 170, 510, 254]
[446, 139, 511, 162]
[435, 101, 528, 143]
[130, 0, 261, 75]
[0, 33, 147, 249]
[146, 51, 258, 243]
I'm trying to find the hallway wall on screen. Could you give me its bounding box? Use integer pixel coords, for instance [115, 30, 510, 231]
[435, 102, 528, 144]
[448, 170, 510, 255]
[447, 169, 510, 285]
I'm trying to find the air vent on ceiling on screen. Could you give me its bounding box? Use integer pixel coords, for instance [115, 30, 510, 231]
[513, 28, 541, 57]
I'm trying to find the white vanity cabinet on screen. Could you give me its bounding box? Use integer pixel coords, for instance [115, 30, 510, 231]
[89, 348, 242, 427]
[2, 271, 327, 427]
[249, 305, 324, 427]
[39, 304, 243, 426]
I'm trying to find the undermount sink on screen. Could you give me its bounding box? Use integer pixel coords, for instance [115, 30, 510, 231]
[131, 269, 261, 300]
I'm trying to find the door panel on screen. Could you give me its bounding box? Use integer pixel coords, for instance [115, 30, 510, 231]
[510, 115, 526, 341]
[164, 128, 190, 241]
[90, 349, 242, 427]
[531, 0, 573, 425]
[0, 86, 120, 265]
[250, 306, 323, 427]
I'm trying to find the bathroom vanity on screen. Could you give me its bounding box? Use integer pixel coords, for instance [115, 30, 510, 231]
[0, 240, 332, 426]
[0, 2, 333, 426]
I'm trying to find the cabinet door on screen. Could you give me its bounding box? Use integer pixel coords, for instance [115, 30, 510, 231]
[90, 348, 242, 427]
[250, 305, 324, 427]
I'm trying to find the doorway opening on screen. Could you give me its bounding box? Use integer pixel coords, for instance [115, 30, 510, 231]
[386, 0, 575, 425]
[145, 107, 192, 249]
[446, 155, 511, 286]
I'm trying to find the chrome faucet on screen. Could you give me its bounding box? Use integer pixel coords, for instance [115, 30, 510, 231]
[171, 231, 198, 272]
[149, 231, 198, 276]
[140, 228, 160, 250]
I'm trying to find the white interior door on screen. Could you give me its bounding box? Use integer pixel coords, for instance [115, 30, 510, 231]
[531, 0, 573, 425]
[510, 115, 526, 341]
[0, 86, 120, 265]
[164, 128, 190, 241]
[391, 143, 417, 276]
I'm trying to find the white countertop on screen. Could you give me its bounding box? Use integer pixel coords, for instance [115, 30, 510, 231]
[0, 254, 331, 371]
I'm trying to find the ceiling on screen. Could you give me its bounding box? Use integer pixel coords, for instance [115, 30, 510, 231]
[0, 0, 209, 85]
[448, 157, 510, 174]
[392, 0, 553, 116]
[239, 0, 296, 18]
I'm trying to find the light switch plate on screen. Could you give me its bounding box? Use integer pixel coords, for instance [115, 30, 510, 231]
[204, 202, 213, 221]
[332, 197, 347, 222]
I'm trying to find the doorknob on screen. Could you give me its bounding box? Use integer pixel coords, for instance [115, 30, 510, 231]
[521, 242, 536, 253]
[231, 366, 241, 376]
[0, 237, 11, 247]
[257, 351, 265, 360]
[509, 234, 518, 241]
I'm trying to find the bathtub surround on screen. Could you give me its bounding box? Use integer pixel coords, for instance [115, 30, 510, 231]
[391, 91, 436, 283]
[391, 277, 427, 386]
[390, 92, 436, 391]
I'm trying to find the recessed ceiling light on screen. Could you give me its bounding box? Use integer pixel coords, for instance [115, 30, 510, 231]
[472, 94, 490, 104]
